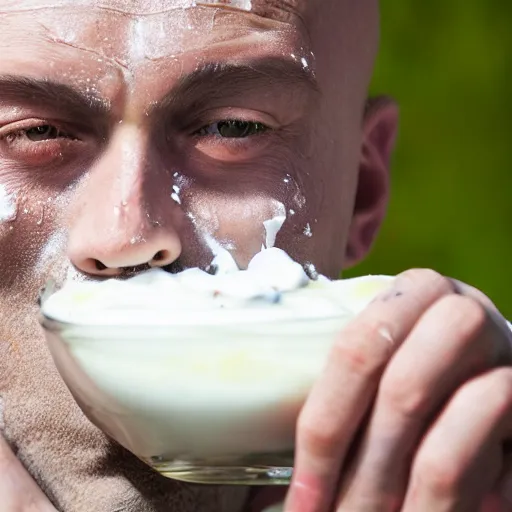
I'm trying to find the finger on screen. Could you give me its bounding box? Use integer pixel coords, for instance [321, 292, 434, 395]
[337, 292, 508, 510]
[0, 434, 57, 511]
[401, 367, 512, 512]
[285, 269, 455, 512]
[450, 278, 512, 362]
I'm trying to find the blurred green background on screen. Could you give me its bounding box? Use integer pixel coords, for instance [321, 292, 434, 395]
[345, 1, 512, 318]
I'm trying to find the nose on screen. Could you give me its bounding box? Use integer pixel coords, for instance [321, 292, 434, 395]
[68, 126, 183, 277]
[71, 226, 181, 277]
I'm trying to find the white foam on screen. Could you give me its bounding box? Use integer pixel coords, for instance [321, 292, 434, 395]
[42, 245, 396, 330]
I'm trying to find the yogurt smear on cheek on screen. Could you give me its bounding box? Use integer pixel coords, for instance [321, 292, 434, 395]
[0, 185, 17, 222]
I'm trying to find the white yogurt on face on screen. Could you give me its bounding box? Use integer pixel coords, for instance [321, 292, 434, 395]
[0, 185, 17, 222]
[42, 249, 394, 461]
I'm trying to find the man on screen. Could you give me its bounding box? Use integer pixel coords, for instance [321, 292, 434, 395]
[0, 0, 511, 511]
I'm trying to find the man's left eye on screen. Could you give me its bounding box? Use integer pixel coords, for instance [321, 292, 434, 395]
[195, 120, 269, 138]
[24, 125, 61, 141]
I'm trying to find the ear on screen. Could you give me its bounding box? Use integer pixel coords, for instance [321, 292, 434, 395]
[344, 96, 399, 268]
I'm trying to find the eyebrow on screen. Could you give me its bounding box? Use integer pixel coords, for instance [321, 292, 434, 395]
[0, 58, 317, 125]
[155, 57, 319, 117]
[0, 75, 110, 125]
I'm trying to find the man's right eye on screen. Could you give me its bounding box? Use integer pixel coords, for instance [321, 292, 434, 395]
[5, 124, 74, 144]
[0, 121, 84, 167]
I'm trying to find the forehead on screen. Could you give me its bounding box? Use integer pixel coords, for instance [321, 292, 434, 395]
[0, 0, 311, 87]
[0, 0, 309, 29]
[0, 0, 306, 13]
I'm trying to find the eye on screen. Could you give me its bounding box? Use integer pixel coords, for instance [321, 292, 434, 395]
[5, 124, 73, 144]
[0, 120, 84, 168]
[195, 120, 269, 138]
[25, 125, 60, 141]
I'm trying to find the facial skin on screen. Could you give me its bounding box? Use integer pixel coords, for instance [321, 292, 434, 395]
[0, 0, 397, 510]
[0, 0, 392, 282]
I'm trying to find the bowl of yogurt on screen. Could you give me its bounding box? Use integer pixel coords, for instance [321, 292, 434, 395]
[40, 248, 393, 485]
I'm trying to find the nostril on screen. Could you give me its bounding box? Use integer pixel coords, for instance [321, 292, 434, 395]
[153, 251, 165, 262]
[94, 259, 107, 271]
[76, 258, 120, 277]
[150, 250, 172, 267]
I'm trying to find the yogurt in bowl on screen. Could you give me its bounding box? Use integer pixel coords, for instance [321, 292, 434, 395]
[40, 248, 393, 485]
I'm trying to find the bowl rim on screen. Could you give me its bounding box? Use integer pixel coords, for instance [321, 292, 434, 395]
[39, 308, 352, 332]
[39, 274, 393, 332]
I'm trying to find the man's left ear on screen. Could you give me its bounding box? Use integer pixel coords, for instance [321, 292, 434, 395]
[344, 96, 399, 268]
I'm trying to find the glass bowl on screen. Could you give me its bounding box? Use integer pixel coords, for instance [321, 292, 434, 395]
[39, 275, 392, 485]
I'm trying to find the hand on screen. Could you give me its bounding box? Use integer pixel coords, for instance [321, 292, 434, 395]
[285, 269, 512, 512]
[0, 434, 57, 511]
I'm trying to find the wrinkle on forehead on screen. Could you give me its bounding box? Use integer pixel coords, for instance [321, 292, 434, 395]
[0, 0, 308, 67]
[0, 0, 309, 75]
[0, 0, 308, 22]
[0, 1, 193, 15]
[198, 0, 306, 23]
[32, 12, 295, 69]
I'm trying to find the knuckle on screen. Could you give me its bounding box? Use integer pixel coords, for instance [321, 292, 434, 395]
[413, 450, 463, 496]
[379, 370, 430, 420]
[334, 317, 396, 377]
[434, 295, 488, 340]
[451, 368, 512, 422]
[296, 413, 340, 460]
[398, 268, 453, 293]
[494, 367, 512, 394]
[480, 368, 512, 418]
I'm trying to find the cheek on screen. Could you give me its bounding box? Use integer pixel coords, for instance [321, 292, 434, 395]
[173, 146, 305, 267]
[184, 193, 288, 267]
[183, 188, 322, 271]
[0, 188, 70, 293]
[177, 150, 328, 269]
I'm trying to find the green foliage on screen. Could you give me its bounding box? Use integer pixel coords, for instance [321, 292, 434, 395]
[345, 1, 512, 318]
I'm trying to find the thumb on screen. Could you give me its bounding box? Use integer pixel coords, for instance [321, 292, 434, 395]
[0, 434, 58, 511]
